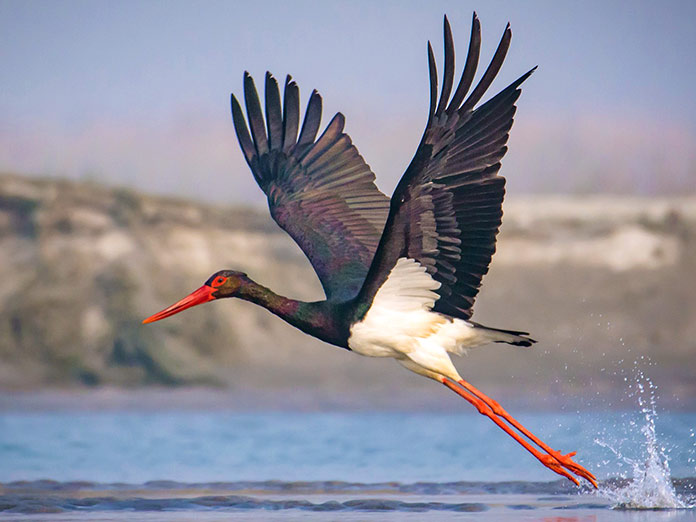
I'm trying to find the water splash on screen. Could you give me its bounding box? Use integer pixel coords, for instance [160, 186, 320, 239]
[594, 362, 691, 509]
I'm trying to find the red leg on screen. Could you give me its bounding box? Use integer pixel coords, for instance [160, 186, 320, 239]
[456, 379, 598, 488]
[441, 378, 597, 488]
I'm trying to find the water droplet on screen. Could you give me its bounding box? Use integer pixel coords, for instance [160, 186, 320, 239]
[593, 364, 689, 509]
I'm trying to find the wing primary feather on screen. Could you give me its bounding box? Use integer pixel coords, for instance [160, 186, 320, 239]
[243, 72, 269, 155]
[297, 89, 323, 147]
[265, 72, 283, 151]
[426, 41, 438, 127]
[299, 112, 345, 166]
[467, 66, 537, 122]
[460, 23, 512, 114]
[230, 94, 255, 167]
[447, 12, 481, 114]
[282, 75, 300, 152]
[435, 15, 455, 117]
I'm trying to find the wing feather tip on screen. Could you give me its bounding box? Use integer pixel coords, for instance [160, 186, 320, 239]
[284, 74, 297, 89]
[426, 41, 438, 120]
[335, 112, 346, 127]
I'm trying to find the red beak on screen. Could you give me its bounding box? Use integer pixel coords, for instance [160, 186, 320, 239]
[142, 285, 216, 324]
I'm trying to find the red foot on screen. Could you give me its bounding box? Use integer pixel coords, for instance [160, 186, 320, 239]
[544, 450, 598, 488]
[538, 454, 580, 485]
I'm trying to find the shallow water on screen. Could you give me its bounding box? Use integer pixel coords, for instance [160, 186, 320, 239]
[1, 409, 694, 484]
[2, 361, 696, 519]
[1, 408, 695, 519]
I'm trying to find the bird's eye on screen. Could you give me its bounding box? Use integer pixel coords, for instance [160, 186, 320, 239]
[212, 276, 226, 288]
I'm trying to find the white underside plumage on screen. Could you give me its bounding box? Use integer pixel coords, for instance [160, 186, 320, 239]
[348, 257, 495, 382]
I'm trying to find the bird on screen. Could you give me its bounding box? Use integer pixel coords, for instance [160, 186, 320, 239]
[143, 13, 597, 488]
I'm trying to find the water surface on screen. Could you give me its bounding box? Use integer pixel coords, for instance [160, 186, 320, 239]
[1, 406, 695, 519]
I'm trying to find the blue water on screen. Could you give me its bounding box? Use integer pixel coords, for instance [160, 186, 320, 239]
[1, 399, 695, 518]
[1, 409, 694, 484]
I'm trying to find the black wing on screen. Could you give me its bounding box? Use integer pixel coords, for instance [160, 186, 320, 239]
[231, 73, 390, 302]
[358, 14, 535, 319]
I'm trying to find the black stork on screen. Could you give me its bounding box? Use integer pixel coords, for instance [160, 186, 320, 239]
[144, 14, 597, 488]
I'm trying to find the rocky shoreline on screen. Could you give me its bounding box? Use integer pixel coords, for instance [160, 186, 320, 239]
[1, 173, 694, 403]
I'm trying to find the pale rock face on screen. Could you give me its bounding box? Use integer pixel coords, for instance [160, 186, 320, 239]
[504, 196, 696, 227]
[68, 208, 114, 233]
[497, 225, 680, 271]
[496, 196, 690, 271]
[95, 231, 135, 262]
[160, 227, 213, 275]
[601, 226, 680, 271]
[208, 230, 274, 273]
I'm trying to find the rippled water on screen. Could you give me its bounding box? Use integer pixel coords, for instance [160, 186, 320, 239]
[1, 479, 694, 520]
[1, 370, 695, 519]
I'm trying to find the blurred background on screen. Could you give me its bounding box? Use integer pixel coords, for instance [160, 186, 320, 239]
[0, 0, 694, 409]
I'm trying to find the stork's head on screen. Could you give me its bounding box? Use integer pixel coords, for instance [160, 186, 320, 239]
[142, 270, 248, 324]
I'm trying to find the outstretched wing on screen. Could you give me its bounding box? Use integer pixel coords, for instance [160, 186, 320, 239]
[231, 73, 390, 301]
[358, 14, 535, 319]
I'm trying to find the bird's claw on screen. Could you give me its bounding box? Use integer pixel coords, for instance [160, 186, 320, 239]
[539, 451, 598, 488]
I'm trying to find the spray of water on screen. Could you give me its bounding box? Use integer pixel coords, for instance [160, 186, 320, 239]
[593, 362, 691, 509]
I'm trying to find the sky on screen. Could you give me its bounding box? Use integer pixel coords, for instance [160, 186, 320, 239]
[1, 0, 695, 204]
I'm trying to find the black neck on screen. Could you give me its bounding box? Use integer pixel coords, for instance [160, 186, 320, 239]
[237, 279, 348, 348]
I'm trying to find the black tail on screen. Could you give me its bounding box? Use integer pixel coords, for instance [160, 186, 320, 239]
[471, 322, 537, 347]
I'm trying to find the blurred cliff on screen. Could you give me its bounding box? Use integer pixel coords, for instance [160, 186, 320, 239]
[0, 172, 694, 405]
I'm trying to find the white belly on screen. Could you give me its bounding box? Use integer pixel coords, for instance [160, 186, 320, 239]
[346, 258, 487, 370]
[348, 308, 481, 358]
